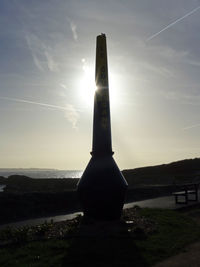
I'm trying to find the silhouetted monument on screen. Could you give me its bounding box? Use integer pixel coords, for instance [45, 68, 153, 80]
[77, 34, 128, 220]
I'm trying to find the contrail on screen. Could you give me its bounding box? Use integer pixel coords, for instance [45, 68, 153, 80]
[147, 5, 200, 41]
[0, 96, 83, 112]
[183, 123, 200, 130]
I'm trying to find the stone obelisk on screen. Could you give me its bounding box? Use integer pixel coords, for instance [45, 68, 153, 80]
[77, 34, 128, 220]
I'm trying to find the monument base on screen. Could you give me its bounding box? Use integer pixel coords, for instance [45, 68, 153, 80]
[77, 155, 128, 220]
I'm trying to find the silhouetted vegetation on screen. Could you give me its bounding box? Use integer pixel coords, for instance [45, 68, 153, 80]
[0, 185, 176, 224]
[1, 175, 77, 193]
[0, 158, 200, 224]
[1, 207, 200, 266]
[0, 191, 80, 224]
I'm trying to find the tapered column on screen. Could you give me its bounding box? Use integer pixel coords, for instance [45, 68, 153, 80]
[92, 34, 113, 156]
[77, 34, 128, 220]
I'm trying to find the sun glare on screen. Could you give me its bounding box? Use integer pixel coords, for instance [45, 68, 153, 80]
[79, 59, 121, 111]
[79, 63, 96, 108]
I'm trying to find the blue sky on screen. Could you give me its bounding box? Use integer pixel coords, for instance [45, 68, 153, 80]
[0, 0, 200, 169]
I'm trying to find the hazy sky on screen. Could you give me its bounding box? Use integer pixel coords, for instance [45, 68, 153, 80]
[0, 0, 200, 170]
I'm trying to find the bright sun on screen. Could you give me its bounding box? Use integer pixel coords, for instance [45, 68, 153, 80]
[79, 59, 120, 110]
[79, 61, 96, 108]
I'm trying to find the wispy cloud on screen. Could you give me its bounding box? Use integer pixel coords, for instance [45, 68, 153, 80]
[25, 33, 59, 72]
[188, 60, 200, 67]
[69, 20, 78, 41]
[147, 5, 200, 41]
[44, 50, 59, 72]
[183, 123, 200, 130]
[139, 61, 174, 77]
[59, 83, 67, 89]
[0, 96, 81, 129]
[64, 104, 80, 129]
[33, 53, 44, 71]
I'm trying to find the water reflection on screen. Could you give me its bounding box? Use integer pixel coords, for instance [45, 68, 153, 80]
[0, 185, 6, 192]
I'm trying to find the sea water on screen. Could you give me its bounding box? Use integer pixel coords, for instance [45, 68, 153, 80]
[0, 170, 83, 179]
[0, 185, 6, 192]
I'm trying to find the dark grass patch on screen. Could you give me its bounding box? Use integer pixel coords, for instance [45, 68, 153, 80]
[1, 208, 200, 266]
[0, 240, 69, 267]
[135, 208, 200, 265]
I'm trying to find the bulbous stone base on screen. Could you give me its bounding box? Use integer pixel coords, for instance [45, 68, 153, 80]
[77, 155, 128, 220]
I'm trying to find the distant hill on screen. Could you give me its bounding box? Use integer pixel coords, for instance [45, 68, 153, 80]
[1, 158, 200, 189]
[122, 158, 200, 187]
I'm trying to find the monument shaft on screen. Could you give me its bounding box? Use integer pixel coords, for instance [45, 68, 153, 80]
[92, 34, 112, 156]
[77, 34, 128, 220]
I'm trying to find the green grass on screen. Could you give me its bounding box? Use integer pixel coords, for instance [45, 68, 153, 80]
[135, 208, 200, 265]
[0, 240, 69, 267]
[1, 208, 200, 266]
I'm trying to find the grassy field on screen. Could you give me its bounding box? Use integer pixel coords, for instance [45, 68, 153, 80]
[135, 208, 200, 265]
[1, 207, 200, 266]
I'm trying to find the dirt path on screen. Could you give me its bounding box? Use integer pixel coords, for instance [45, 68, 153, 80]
[154, 241, 200, 267]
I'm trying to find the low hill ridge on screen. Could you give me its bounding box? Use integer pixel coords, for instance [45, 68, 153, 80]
[122, 158, 200, 186]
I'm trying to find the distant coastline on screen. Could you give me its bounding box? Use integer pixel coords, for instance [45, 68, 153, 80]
[0, 169, 83, 179]
[1, 157, 199, 180]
